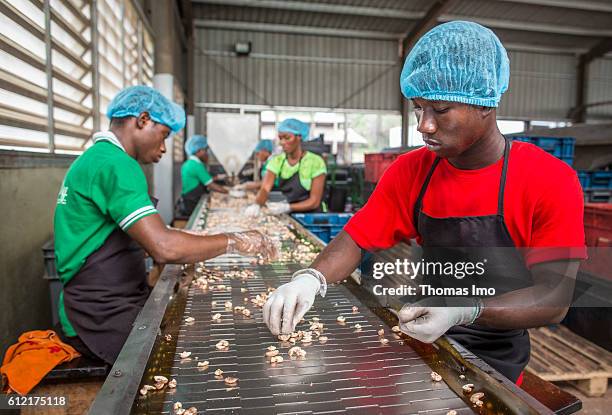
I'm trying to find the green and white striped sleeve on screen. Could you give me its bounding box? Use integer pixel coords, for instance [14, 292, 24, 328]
[93, 157, 158, 231]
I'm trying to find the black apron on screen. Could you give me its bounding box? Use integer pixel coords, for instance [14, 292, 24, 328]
[178, 183, 207, 217]
[278, 152, 323, 213]
[62, 198, 157, 364]
[413, 138, 532, 382]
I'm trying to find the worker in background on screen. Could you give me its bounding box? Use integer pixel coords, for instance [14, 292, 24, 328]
[237, 139, 275, 191]
[54, 86, 278, 365]
[262, 21, 585, 385]
[178, 134, 228, 217]
[245, 119, 327, 216]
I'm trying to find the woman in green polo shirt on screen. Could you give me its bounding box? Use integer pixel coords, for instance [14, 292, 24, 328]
[245, 118, 327, 216]
[179, 134, 228, 216]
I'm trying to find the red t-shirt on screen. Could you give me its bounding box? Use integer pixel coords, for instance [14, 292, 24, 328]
[345, 142, 587, 268]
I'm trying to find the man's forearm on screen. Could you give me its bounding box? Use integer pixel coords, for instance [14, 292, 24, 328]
[208, 182, 228, 194]
[476, 260, 579, 329]
[154, 231, 228, 264]
[311, 231, 363, 283]
[477, 290, 569, 329]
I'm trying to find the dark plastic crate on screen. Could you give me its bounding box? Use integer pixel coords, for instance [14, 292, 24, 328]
[42, 239, 58, 279]
[42, 239, 61, 326]
[585, 189, 612, 203]
[590, 171, 612, 189]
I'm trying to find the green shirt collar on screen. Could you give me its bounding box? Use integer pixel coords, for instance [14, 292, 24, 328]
[189, 155, 203, 164]
[92, 131, 126, 152]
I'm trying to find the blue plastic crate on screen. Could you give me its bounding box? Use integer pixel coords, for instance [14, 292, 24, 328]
[590, 171, 612, 189]
[330, 226, 344, 239]
[577, 171, 591, 189]
[292, 213, 352, 226]
[512, 136, 575, 159]
[293, 213, 353, 243]
[306, 226, 330, 243]
[560, 156, 574, 167]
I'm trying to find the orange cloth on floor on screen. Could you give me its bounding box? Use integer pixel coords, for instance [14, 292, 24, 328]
[1, 330, 80, 395]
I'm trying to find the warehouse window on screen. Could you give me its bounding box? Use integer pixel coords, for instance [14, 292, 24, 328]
[0, 0, 154, 154]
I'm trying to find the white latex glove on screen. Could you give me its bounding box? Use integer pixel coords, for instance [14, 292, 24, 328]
[226, 230, 279, 262]
[229, 188, 246, 198]
[394, 298, 480, 343]
[244, 204, 261, 217]
[233, 183, 246, 190]
[263, 274, 320, 335]
[267, 201, 291, 215]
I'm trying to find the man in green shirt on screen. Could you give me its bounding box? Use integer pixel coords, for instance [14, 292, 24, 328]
[54, 86, 277, 364]
[179, 134, 228, 216]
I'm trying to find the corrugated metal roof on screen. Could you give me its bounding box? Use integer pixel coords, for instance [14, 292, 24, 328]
[195, 28, 401, 111]
[193, 0, 612, 52]
[194, 4, 414, 33]
[192, 0, 612, 119]
[447, 0, 612, 33]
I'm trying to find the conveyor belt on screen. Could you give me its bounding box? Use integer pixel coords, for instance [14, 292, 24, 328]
[90, 195, 560, 415]
[137, 261, 473, 414]
[130, 200, 476, 414]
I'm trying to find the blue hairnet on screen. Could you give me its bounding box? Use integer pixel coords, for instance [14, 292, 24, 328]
[400, 21, 510, 108]
[185, 135, 208, 156]
[106, 85, 186, 133]
[278, 118, 310, 142]
[254, 139, 274, 153]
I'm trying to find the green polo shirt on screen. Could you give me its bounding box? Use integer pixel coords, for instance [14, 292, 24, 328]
[54, 131, 158, 336]
[261, 158, 269, 177]
[266, 151, 326, 191]
[181, 155, 213, 194]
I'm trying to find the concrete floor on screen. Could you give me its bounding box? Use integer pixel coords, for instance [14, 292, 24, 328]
[559, 383, 611, 414]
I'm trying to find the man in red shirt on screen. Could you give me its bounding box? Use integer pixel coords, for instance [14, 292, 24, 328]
[263, 21, 586, 383]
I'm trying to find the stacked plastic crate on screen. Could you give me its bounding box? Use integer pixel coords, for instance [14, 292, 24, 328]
[292, 213, 353, 243]
[510, 136, 611, 203]
[511, 136, 575, 166]
[362, 151, 402, 202]
[578, 171, 612, 203]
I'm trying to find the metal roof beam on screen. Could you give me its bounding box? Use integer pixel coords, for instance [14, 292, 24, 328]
[496, 0, 612, 13]
[583, 37, 612, 62]
[439, 14, 612, 37]
[400, 0, 455, 56]
[399, 0, 455, 148]
[194, 19, 402, 40]
[192, 0, 424, 20]
[503, 42, 587, 55]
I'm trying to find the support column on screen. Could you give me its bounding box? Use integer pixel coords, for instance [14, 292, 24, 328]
[151, 0, 178, 224]
[573, 55, 588, 124]
[43, 0, 55, 153]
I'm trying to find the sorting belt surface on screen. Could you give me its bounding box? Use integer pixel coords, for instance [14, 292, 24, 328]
[134, 198, 474, 415]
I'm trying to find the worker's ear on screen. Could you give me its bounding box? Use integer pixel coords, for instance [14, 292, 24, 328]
[136, 112, 152, 129]
[478, 106, 495, 119]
